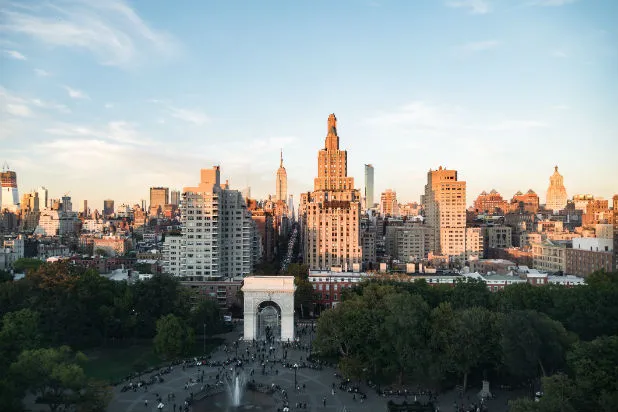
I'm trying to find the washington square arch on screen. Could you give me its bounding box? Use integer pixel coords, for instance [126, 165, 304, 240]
[242, 276, 295, 341]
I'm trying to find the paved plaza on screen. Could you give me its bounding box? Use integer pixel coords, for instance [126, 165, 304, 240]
[108, 322, 523, 412]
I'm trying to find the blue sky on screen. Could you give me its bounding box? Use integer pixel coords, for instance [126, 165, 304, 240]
[1, 0, 617, 211]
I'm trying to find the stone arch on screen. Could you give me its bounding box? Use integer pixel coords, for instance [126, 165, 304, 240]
[242, 276, 295, 341]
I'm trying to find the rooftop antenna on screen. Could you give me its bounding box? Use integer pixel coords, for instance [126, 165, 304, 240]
[2, 161, 9, 172]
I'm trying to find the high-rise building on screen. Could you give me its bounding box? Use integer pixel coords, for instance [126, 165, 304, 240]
[150, 187, 169, 209]
[546, 166, 567, 211]
[37, 186, 48, 209]
[170, 190, 181, 206]
[300, 114, 362, 271]
[103, 199, 114, 217]
[20, 191, 39, 212]
[1, 163, 20, 212]
[163, 166, 257, 279]
[276, 150, 287, 202]
[380, 189, 399, 217]
[364, 164, 374, 210]
[61, 195, 72, 212]
[423, 166, 466, 257]
[509, 190, 539, 213]
[83, 200, 88, 215]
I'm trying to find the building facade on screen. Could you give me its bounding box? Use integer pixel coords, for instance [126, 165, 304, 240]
[565, 237, 614, 277]
[301, 114, 362, 271]
[423, 166, 466, 258]
[276, 150, 287, 202]
[532, 239, 569, 273]
[150, 187, 169, 210]
[380, 189, 399, 217]
[473, 190, 508, 215]
[1, 166, 20, 212]
[364, 164, 374, 210]
[546, 166, 567, 211]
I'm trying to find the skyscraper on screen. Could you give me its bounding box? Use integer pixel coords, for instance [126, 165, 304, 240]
[83, 200, 88, 216]
[103, 199, 115, 217]
[1, 163, 20, 212]
[276, 150, 287, 202]
[61, 195, 72, 212]
[300, 114, 362, 271]
[423, 166, 466, 257]
[170, 190, 180, 206]
[546, 166, 567, 211]
[37, 186, 48, 209]
[364, 164, 374, 210]
[150, 187, 169, 209]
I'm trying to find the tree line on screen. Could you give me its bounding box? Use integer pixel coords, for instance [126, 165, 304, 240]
[0, 262, 224, 411]
[313, 271, 618, 412]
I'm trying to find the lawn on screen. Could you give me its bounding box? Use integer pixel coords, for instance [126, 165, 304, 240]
[83, 337, 224, 383]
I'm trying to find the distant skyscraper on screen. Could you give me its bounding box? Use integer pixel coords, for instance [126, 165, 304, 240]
[423, 166, 466, 257]
[300, 114, 362, 271]
[150, 187, 169, 209]
[61, 195, 72, 212]
[170, 190, 180, 206]
[83, 200, 88, 215]
[103, 199, 115, 217]
[546, 166, 567, 211]
[276, 150, 287, 202]
[1, 163, 20, 212]
[37, 186, 48, 209]
[364, 164, 374, 209]
[380, 189, 399, 217]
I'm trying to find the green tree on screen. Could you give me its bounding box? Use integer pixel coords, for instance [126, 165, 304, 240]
[190, 299, 222, 336]
[0, 309, 41, 368]
[383, 292, 430, 384]
[450, 278, 491, 309]
[501, 310, 572, 379]
[12, 258, 43, 274]
[153, 314, 195, 360]
[294, 279, 314, 318]
[0, 269, 13, 283]
[10, 346, 110, 412]
[430, 304, 500, 391]
[567, 335, 618, 412]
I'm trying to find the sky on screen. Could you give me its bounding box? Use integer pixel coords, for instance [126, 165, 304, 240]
[1, 0, 617, 211]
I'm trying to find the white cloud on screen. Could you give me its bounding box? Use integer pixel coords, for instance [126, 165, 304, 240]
[168, 106, 210, 125]
[531, 0, 578, 6]
[0, 0, 178, 68]
[447, 0, 491, 14]
[45, 121, 149, 145]
[34, 68, 51, 77]
[4, 49, 27, 60]
[104, 103, 114, 109]
[366, 101, 547, 134]
[31, 98, 71, 114]
[63, 85, 89, 99]
[5, 103, 32, 117]
[551, 49, 568, 58]
[461, 40, 501, 52]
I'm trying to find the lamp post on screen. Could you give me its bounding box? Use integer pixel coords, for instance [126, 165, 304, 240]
[293, 363, 298, 388]
[203, 323, 206, 354]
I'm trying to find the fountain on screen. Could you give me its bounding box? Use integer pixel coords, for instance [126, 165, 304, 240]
[225, 370, 247, 407]
[194, 367, 275, 411]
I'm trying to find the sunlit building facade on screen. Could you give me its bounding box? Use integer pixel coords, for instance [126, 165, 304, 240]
[301, 114, 362, 271]
[546, 166, 567, 211]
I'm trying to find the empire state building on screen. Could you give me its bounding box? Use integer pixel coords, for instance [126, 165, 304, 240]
[300, 114, 362, 271]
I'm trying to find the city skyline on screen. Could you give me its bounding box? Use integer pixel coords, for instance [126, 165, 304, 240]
[2, 0, 617, 209]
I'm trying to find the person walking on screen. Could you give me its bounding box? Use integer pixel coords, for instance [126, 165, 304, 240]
[144, 399, 148, 407]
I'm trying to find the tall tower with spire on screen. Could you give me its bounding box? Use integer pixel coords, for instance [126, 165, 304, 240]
[300, 114, 362, 271]
[546, 165, 567, 211]
[276, 149, 287, 202]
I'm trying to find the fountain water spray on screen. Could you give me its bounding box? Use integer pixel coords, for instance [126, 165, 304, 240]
[224, 369, 247, 407]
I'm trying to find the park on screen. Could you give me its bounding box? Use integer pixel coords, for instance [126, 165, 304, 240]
[1, 263, 618, 412]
